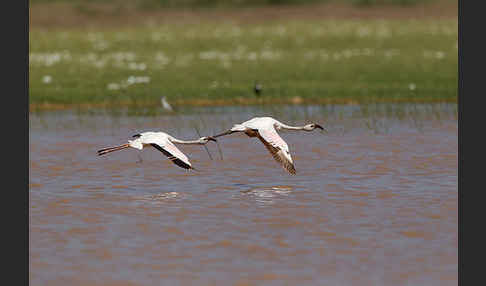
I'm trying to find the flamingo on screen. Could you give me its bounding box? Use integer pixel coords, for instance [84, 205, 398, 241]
[212, 117, 326, 174]
[97, 132, 216, 170]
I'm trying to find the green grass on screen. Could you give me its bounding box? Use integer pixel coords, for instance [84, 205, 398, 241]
[29, 19, 458, 109]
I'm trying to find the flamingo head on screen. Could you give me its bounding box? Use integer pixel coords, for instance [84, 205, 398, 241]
[304, 123, 327, 132]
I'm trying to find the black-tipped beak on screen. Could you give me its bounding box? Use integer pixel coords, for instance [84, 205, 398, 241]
[207, 136, 217, 142]
[315, 124, 328, 133]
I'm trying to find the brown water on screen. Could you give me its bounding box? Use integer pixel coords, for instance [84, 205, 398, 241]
[29, 103, 458, 286]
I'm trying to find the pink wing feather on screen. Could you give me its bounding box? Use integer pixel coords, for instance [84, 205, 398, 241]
[148, 137, 193, 170]
[257, 128, 296, 175]
[163, 141, 192, 167]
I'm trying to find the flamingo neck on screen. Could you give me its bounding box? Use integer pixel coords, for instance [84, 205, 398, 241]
[170, 137, 202, 145]
[276, 122, 306, 131]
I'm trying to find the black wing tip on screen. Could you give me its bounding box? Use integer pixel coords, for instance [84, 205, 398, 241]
[172, 158, 193, 170]
[132, 134, 141, 138]
[284, 163, 297, 175]
[150, 143, 193, 170]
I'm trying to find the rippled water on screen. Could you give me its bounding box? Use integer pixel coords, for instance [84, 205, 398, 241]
[29, 103, 458, 286]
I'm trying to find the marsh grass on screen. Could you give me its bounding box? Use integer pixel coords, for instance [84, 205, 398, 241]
[29, 19, 457, 109]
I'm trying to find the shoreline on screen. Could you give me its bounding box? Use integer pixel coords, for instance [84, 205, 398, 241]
[29, 96, 457, 112]
[29, 1, 458, 112]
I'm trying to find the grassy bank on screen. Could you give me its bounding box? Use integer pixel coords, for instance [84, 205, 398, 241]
[29, 3, 457, 110]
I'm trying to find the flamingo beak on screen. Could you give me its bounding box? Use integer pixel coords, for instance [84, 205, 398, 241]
[207, 136, 217, 142]
[315, 124, 328, 133]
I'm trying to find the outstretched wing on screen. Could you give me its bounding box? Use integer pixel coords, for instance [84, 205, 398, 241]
[149, 140, 193, 170]
[256, 128, 296, 175]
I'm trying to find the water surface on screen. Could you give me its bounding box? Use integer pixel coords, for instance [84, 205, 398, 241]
[29, 103, 458, 285]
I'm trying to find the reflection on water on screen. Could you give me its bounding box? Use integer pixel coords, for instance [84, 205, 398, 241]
[30, 103, 457, 286]
[237, 185, 294, 206]
[132, 192, 186, 204]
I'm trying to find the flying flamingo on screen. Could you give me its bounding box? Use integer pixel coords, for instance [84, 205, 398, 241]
[97, 132, 216, 170]
[212, 117, 326, 174]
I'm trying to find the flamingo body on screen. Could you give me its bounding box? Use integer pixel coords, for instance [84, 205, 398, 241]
[215, 117, 325, 174]
[97, 131, 215, 170]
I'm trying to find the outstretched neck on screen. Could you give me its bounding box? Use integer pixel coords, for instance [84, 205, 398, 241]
[170, 137, 202, 145]
[276, 121, 306, 131]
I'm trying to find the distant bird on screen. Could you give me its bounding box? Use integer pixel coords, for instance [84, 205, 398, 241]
[254, 82, 262, 96]
[97, 132, 216, 170]
[212, 117, 326, 174]
[160, 96, 173, 112]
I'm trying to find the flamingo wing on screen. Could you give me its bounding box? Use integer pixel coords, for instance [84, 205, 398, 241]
[149, 139, 193, 170]
[256, 128, 296, 175]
